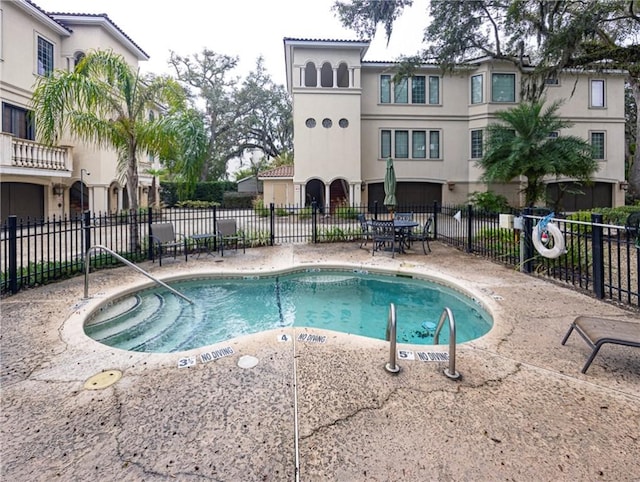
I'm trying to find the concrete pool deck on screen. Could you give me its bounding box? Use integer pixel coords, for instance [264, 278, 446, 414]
[1, 242, 639, 481]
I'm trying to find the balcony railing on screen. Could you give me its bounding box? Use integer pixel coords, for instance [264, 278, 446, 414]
[0, 133, 72, 172]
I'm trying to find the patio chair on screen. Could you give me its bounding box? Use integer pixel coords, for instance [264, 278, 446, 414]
[561, 315, 640, 373]
[357, 213, 371, 248]
[625, 211, 640, 246]
[150, 222, 187, 266]
[217, 219, 245, 257]
[409, 216, 434, 254]
[371, 219, 398, 258]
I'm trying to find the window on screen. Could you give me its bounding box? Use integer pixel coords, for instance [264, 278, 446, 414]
[2, 103, 35, 140]
[321, 62, 333, 87]
[37, 36, 54, 76]
[322, 118, 332, 128]
[545, 74, 559, 86]
[471, 75, 483, 104]
[471, 130, 483, 158]
[381, 130, 391, 158]
[383, 129, 439, 159]
[73, 51, 85, 70]
[305, 118, 316, 128]
[337, 63, 349, 88]
[590, 80, 605, 108]
[380, 75, 391, 103]
[394, 78, 408, 104]
[428, 76, 440, 104]
[591, 132, 605, 159]
[429, 131, 440, 159]
[491, 73, 515, 102]
[412, 131, 426, 158]
[412, 76, 425, 104]
[381, 75, 440, 104]
[548, 131, 559, 139]
[395, 130, 409, 158]
[338, 118, 349, 128]
[304, 62, 317, 87]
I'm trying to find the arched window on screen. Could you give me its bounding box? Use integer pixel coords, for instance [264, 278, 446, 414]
[320, 62, 333, 87]
[73, 51, 85, 70]
[304, 62, 317, 87]
[336, 62, 349, 87]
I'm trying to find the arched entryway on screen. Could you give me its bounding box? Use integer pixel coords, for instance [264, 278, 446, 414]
[70, 180, 89, 218]
[329, 178, 349, 212]
[305, 179, 325, 211]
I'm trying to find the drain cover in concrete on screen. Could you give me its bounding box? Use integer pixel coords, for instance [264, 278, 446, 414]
[83, 370, 122, 390]
[238, 355, 259, 369]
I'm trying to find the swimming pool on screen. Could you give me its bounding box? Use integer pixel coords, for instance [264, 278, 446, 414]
[85, 268, 493, 353]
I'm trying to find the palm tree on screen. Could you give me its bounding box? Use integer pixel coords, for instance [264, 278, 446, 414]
[31, 50, 193, 250]
[478, 100, 598, 207]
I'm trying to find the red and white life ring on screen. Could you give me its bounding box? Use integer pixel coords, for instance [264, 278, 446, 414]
[532, 222, 566, 259]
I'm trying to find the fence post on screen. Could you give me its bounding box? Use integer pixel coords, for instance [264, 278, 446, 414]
[466, 204, 473, 253]
[8, 215, 18, 294]
[83, 210, 91, 261]
[213, 205, 218, 251]
[147, 208, 154, 260]
[522, 208, 534, 274]
[311, 201, 317, 243]
[433, 201, 439, 240]
[591, 213, 605, 299]
[269, 203, 275, 246]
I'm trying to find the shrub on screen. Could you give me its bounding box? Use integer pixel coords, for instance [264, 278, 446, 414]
[253, 198, 270, 217]
[298, 206, 312, 219]
[175, 200, 219, 209]
[222, 192, 255, 209]
[468, 191, 511, 213]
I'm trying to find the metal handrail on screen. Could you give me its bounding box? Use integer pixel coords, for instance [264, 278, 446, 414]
[385, 303, 400, 373]
[434, 307, 461, 380]
[83, 245, 193, 304]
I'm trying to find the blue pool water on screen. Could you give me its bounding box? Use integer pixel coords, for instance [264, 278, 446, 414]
[85, 269, 493, 353]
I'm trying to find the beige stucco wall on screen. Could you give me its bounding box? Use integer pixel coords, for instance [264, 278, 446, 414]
[1, 1, 154, 219]
[262, 180, 295, 206]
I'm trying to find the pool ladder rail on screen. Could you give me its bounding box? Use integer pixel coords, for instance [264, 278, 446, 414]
[83, 245, 193, 304]
[385, 304, 461, 380]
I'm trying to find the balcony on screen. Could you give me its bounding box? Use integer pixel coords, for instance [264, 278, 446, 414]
[0, 133, 72, 176]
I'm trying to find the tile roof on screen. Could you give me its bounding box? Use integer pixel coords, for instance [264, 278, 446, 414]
[283, 37, 369, 44]
[24, 0, 71, 33]
[258, 165, 294, 178]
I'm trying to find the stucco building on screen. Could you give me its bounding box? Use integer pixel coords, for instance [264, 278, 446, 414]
[1, 0, 156, 222]
[261, 37, 627, 211]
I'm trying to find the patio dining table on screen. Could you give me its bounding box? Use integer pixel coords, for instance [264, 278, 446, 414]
[392, 219, 419, 252]
[368, 219, 419, 253]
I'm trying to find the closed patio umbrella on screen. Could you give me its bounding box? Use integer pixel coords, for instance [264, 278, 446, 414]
[384, 157, 397, 213]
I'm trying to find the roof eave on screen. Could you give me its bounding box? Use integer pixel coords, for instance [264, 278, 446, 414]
[50, 14, 149, 60]
[18, 0, 71, 36]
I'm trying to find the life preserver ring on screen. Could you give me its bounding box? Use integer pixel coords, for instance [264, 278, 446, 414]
[532, 222, 566, 259]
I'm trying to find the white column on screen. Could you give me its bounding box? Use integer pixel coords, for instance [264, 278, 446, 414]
[333, 68, 337, 87]
[300, 66, 305, 87]
[324, 184, 331, 213]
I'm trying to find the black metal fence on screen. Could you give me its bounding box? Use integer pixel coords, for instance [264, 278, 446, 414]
[2, 203, 639, 310]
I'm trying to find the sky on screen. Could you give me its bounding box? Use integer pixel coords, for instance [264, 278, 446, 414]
[33, 0, 430, 86]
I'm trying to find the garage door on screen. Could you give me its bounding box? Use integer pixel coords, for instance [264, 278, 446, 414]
[368, 182, 442, 212]
[1, 182, 44, 223]
[545, 182, 612, 212]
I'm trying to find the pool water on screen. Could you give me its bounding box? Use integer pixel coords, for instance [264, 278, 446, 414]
[85, 270, 493, 353]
